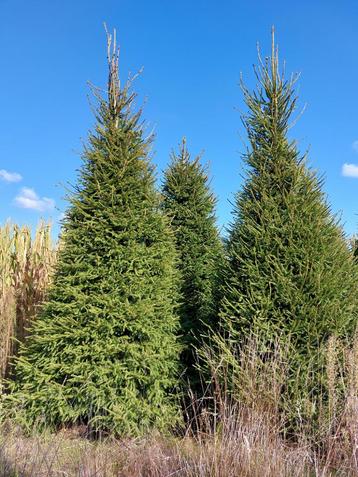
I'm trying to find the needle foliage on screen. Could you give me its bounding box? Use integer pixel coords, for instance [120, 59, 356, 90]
[219, 34, 358, 420]
[162, 139, 223, 387]
[5, 31, 180, 436]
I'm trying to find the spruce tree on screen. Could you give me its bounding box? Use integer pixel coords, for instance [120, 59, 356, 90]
[353, 237, 358, 261]
[5, 31, 180, 435]
[162, 139, 223, 386]
[220, 33, 358, 416]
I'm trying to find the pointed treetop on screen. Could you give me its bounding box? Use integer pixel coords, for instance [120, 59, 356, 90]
[104, 24, 120, 126]
[179, 137, 190, 163]
[271, 25, 278, 88]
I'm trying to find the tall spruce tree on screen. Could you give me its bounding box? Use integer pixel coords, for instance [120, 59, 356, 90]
[353, 237, 358, 261]
[5, 31, 180, 435]
[220, 33, 358, 415]
[162, 139, 223, 386]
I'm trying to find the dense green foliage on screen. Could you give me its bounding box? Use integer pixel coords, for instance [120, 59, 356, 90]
[1, 29, 357, 440]
[162, 140, 223, 386]
[353, 238, 358, 262]
[219, 39, 358, 416]
[5, 34, 180, 436]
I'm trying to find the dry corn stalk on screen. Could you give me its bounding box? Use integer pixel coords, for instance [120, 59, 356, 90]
[0, 222, 57, 378]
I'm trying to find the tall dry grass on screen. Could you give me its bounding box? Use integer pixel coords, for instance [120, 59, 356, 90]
[0, 222, 56, 378]
[0, 222, 357, 475]
[0, 336, 357, 476]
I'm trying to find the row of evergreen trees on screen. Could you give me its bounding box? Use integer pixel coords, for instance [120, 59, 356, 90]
[3, 30, 357, 435]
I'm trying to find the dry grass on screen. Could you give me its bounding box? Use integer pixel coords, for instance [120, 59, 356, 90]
[0, 404, 355, 476]
[0, 222, 56, 378]
[0, 223, 357, 475]
[0, 337, 358, 476]
[0, 419, 309, 476]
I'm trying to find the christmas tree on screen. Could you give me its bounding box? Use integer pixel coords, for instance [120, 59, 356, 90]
[162, 139, 223, 386]
[219, 32, 358, 416]
[6, 30, 181, 436]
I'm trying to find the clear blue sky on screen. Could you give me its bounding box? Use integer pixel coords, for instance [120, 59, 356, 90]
[0, 0, 357, 237]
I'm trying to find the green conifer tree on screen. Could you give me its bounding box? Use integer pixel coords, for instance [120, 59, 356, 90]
[219, 32, 358, 416]
[353, 237, 358, 261]
[162, 139, 223, 386]
[5, 30, 180, 436]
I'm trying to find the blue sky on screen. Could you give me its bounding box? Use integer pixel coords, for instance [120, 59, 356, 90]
[0, 0, 357, 237]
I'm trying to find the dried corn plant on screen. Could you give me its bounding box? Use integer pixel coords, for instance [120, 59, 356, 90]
[0, 222, 57, 378]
